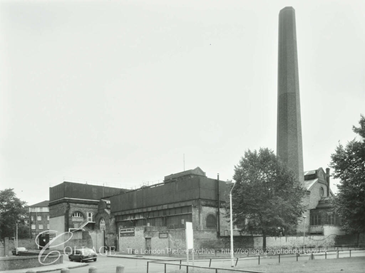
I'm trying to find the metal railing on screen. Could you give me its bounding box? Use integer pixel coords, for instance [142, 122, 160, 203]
[147, 260, 263, 273]
[146, 248, 365, 272]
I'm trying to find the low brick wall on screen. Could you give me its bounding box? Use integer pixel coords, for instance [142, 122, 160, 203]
[0, 254, 63, 271]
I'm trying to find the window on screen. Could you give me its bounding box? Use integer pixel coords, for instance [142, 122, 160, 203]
[31, 224, 36, 230]
[100, 218, 106, 231]
[31, 216, 34, 221]
[310, 214, 321, 225]
[47, 215, 49, 220]
[72, 212, 84, 218]
[327, 213, 335, 225]
[39, 224, 43, 229]
[87, 212, 93, 222]
[37, 216, 42, 221]
[320, 187, 324, 197]
[206, 214, 217, 229]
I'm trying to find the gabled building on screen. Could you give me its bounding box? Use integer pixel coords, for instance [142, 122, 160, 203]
[300, 167, 343, 236]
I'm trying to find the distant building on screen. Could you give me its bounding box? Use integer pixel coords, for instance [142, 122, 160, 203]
[28, 200, 49, 238]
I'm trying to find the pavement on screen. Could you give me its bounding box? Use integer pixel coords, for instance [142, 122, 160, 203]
[107, 253, 182, 261]
[0, 253, 179, 273]
[0, 260, 88, 273]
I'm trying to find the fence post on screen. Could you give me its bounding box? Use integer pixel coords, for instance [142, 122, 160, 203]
[350, 250, 351, 258]
[337, 250, 339, 259]
[258, 255, 260, 265]
[116, 265, 124, 273]
[296, 253, 298, 262]
[235, 257, 239, 266]
[209, 258, 212, 267]
[325, 252, 327, 259]
[310, 253, 314, 260]
[164, 263, 166, 273]
[89, 267, 97, 273]
[179, 260, 182, 269]
[278, 254, 280, 263]
[147, 261, 149, 273]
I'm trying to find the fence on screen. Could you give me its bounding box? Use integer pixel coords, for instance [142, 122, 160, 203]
[147, 260, 263, 273]
[146, 248, 365, 272]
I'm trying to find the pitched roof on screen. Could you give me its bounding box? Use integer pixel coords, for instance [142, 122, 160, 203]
[29, 200, 49, 207]
[164, 167, 206, 182]
[304, 178, 318, 190]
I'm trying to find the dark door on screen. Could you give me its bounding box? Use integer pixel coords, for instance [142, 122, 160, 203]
[145, 238, 151, 254]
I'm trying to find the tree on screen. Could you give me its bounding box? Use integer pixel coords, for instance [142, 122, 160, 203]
[330, 115, 365, 237]
[0, 189, 28, 242]
[232, 148, 306, 250]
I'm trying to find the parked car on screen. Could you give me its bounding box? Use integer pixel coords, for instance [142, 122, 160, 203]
[12, 247, 28, 255]
[68, 248, 97, 262]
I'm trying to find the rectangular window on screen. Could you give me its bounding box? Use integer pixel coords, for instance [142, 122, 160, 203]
[311, 215, 321, 225]
[31, 224, 36, 230]
[38, 224, 43, 229]
[87, 212, 93, 222]
[37, 216, 42, 221]
[47, 215, 49, 220]
[327, 213, 335, 225]
[31, 216, 34, 221]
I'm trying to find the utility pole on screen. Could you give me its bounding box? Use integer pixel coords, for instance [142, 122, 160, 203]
[230, 181, 236, 267]
[15, 221, 19, 255]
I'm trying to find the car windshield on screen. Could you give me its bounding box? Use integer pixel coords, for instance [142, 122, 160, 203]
[82, 249, 95, 255]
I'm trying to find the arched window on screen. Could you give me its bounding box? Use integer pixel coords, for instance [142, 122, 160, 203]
[71, 212, 84, 221]
[206, 214, 217, 229]
[100, 218, 106, 231]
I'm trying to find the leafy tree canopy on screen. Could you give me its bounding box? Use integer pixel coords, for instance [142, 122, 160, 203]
[232, 148, 306, 249]
[330, 115, 365, 234]
[0, 188, 28, 241]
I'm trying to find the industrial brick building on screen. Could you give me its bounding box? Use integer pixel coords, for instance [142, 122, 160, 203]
[109, 167, 232, 253]
[49, 182, 126, 232]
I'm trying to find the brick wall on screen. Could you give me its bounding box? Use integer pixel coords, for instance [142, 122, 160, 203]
[49, 203, 68, 218]
[118, 227, 145, 254]
[69, 203, 98, 228]
[0, 255, 63, 271]
[50, 202, 99, 231]
[308, 182, 328, 210]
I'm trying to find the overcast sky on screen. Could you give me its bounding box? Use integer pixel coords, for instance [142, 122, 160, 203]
[1, 0, 364, 206]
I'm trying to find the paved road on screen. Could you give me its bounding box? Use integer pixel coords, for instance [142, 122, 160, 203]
[65, 250, 365, 273]
[63, 256, 157, 273]
[3, 250, 365, 273]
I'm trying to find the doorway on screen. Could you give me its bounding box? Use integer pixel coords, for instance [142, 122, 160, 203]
[145, 238, 151, 254]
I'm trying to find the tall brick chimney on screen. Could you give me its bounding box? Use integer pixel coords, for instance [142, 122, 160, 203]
[277, 7, 304, 186]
